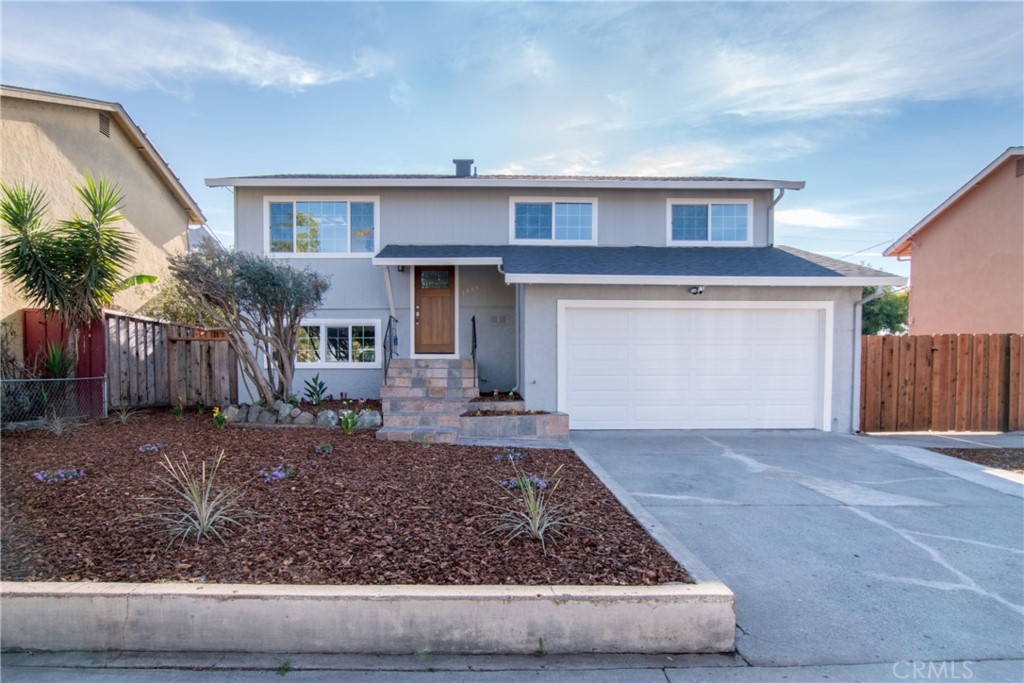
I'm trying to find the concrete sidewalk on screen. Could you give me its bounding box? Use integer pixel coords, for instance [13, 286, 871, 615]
[3, 650, 1022, 682]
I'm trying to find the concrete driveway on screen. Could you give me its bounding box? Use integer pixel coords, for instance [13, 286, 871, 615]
[572, 430, 1024, 673]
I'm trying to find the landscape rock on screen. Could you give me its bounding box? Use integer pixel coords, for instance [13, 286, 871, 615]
[258, 410, 278, 425]
[273, 400, 286, 413]
[277, 414, 293, 425]
[289, 407, 301, 419]
[293, 411, 315, 426]
[224, 405, 244, 424]
[246, 406, 263, 424]
[356, 410, 382, 429]
[277, 403, 292, 421]
[315, 410, 338, 427]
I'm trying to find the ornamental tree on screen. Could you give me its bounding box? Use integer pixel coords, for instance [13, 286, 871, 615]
[168, 243, 330, 403]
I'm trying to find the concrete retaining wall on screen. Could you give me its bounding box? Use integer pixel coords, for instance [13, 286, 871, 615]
[1, 581, 734, 654]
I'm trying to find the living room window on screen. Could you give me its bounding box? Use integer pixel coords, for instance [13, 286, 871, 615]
[510, 197, 597, 243]
[266, 197, 378, 256]
[296, 320, 380, 368]
[667, 199, 752, 245]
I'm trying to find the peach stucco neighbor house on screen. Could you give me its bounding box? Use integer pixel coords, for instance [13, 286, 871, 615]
[885, 147, 1024, 335]
[0, 85, 205, 361]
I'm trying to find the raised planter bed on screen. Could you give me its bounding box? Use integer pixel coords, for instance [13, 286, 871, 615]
[0, 409, 732, 653]
[459, 411, 569, 440]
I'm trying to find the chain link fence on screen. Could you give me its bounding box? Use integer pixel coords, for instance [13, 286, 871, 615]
[0, 377, 107, 426]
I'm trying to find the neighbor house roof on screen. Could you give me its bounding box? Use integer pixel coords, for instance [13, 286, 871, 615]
[373, 244, 904, 287]
[884, 146, 1024, 258]
[207, 174, 805, 191]
[1, 84, 206, 224]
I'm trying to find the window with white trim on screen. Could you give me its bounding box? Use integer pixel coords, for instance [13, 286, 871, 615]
[266, 198, 377, 255]
[667, 199, 752, 245]
[296, 320, 380, 368]
[510, 197, 597, 243]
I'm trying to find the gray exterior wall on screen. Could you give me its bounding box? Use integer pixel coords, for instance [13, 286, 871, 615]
[234, 186, 776, 252]
[521, 284, 860, 433]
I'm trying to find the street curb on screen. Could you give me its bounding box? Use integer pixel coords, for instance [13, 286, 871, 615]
[1, 582, 734, 654]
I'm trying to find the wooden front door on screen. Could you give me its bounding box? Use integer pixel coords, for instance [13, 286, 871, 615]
[414, 266, 456, 354]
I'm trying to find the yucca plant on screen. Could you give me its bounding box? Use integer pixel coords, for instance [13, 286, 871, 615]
[483, 464, 581, 555]
[141, 450, 256, 547]
[0, 176, 154, 340]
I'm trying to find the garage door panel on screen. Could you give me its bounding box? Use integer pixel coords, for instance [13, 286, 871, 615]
[563, 305, 824, 430]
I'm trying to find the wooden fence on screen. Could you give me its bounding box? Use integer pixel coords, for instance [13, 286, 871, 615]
[105, 312, 238, 409]
[861, 334, 1024, 432]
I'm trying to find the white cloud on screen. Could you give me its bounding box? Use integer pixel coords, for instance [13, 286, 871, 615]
[1, 4, 387, 93]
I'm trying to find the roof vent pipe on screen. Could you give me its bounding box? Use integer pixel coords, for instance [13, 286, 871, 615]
[453, 158, 474, 178]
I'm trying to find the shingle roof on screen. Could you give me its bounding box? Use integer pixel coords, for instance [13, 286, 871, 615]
[373, 244, 901, 283]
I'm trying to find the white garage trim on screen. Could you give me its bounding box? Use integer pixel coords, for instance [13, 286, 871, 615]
[556, 300, 834, 431]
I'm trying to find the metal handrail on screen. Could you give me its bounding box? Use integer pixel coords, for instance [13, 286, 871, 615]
[470, 315, 478, 388]
[383, 315, 398, 385]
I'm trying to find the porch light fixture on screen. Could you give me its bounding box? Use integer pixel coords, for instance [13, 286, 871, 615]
[396, 265, 405, 272]
[689, 286, 705, 295]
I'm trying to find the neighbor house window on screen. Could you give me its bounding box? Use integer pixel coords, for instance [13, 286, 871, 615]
[667, 199, 752, 245]
[510, 197, 597, 243]
[266, 197, 377, 255]
[296, 320, 380, 367]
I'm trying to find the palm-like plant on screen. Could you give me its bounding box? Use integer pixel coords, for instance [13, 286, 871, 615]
[0, 175, 152, 340]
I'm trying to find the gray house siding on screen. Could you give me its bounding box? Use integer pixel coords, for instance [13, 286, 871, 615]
[521, 284, 858, 432]
[234, 186, 776, 253]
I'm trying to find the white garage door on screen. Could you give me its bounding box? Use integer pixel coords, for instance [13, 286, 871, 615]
[560, 303, 827, 430]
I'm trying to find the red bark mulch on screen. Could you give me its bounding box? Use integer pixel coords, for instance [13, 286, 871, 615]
[1, 411, 689, 586]
[928, 448, 1024, 474]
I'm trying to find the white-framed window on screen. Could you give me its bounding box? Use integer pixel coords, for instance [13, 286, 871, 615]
[265, 196, 379, 257]
[509, 197, 598, 244]
[295, 319, 381, 368]
[666, 199, 753, 246]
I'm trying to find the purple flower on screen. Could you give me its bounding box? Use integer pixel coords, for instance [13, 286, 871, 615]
[258, 465, 295, 483]
[138, 443, 162, 454]
[499, 474, 547, 490]
[34, 467, 85, 483]
[493, 450, 524, 463]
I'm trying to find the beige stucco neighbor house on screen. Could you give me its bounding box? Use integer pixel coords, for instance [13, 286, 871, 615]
[885, 146, 1024, 334]
[0, 85, 205, 359]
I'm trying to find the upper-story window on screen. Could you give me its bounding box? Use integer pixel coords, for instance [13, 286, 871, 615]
[265, 197, 378, 256]
[667, 199, 752, 246]
[509, 197, 597, 244]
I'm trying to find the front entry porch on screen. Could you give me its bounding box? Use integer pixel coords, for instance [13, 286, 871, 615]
[376, 358, 568, 444]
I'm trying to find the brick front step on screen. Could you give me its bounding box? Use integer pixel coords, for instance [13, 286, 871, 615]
[458, 412, 569, 440]
[376, 426, 459, 444]
[380, 386, 478, 399]
[464, 400, 526, 413]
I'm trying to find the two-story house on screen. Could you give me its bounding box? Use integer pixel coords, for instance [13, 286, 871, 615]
[885, 146, 1024, 335]
[0, 85, 206, 364]
[208, 159, 903, 435]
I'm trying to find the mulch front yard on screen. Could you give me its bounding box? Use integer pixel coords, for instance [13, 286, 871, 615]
[1, 411, 689, 586]
[928, 447, 1024, 474]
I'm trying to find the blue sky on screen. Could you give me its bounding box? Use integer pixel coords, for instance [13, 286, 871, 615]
[3, 1, 1022, 278]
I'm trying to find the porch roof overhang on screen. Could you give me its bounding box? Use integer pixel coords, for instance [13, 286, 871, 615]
[373, 244, 906, 288]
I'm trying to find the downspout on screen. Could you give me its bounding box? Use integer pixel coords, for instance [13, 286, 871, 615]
[768, 188, 786, 246]
[851, 287, 886, 433]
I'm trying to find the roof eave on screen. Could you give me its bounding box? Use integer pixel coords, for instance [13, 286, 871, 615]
[884, 146, 1024, 257]
[502, 274, 907, 287]
[207, 176, 805, 191]
[1, 85, 206, 225]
